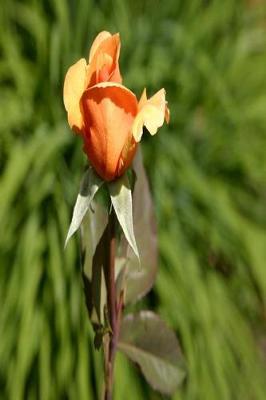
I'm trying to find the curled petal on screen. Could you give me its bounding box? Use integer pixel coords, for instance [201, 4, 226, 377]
[63, 58, 87, 132]
[88, 31, 112, 62]
[138, 88, 148, 109]
[132, 88, 169, 142]
[165, 104, 170, 124]
[88, 82, 135, 91]
[81, 83, 138, 181]
[87, 33, 122, 86]
[95, 52, 114, 82]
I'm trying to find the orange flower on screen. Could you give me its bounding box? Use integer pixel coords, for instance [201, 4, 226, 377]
[63, 31, 169, 181]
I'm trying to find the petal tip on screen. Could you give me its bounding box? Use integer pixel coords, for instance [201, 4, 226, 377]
[63, 58, 87, 132]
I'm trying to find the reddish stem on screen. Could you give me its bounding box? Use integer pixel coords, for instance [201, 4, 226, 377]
[104, 209, 121, 400]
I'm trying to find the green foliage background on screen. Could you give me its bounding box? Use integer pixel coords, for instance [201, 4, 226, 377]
[1, 0, 266, 399]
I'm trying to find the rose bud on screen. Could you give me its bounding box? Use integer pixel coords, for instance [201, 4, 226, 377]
[63, 31, 169, 181]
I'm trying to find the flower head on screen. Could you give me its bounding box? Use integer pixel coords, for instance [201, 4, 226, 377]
[63, 31, 169, 181]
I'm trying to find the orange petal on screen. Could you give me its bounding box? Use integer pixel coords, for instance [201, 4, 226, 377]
[132, 88, 169, 142]
[165, 103, 170, 124]
[86, 33, 122, 86]
[95, 52, 113, 82]
[81, 83, 138, 181]
[63, 58, 87, 132]
[89, 82, 135, 92]
[88, 31, 112, 62]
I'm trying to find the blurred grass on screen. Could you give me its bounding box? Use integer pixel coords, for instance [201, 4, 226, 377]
[1, 0, 266, 399]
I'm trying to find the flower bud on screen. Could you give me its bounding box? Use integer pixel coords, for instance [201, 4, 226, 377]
[63, 31, 169, 181]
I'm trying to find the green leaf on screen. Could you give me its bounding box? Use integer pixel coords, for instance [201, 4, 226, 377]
[90, 226, 107, 326]
[81, 200, 108, 280]
[65, 167, 104, 247]
[118, 311, 186, 395]
[108, 174, 139, 262]
[116, 149, 158, 304]
[81, 200, 108, 336]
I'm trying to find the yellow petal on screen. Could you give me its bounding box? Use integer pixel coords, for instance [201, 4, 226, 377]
[132, 88, 168, 142]
[88, 31, 112, 63]
[138, 88, 148, 109]
[63, 58, 87, 132]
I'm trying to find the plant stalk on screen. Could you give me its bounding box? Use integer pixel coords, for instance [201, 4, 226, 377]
[104, 208, 118, 400]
